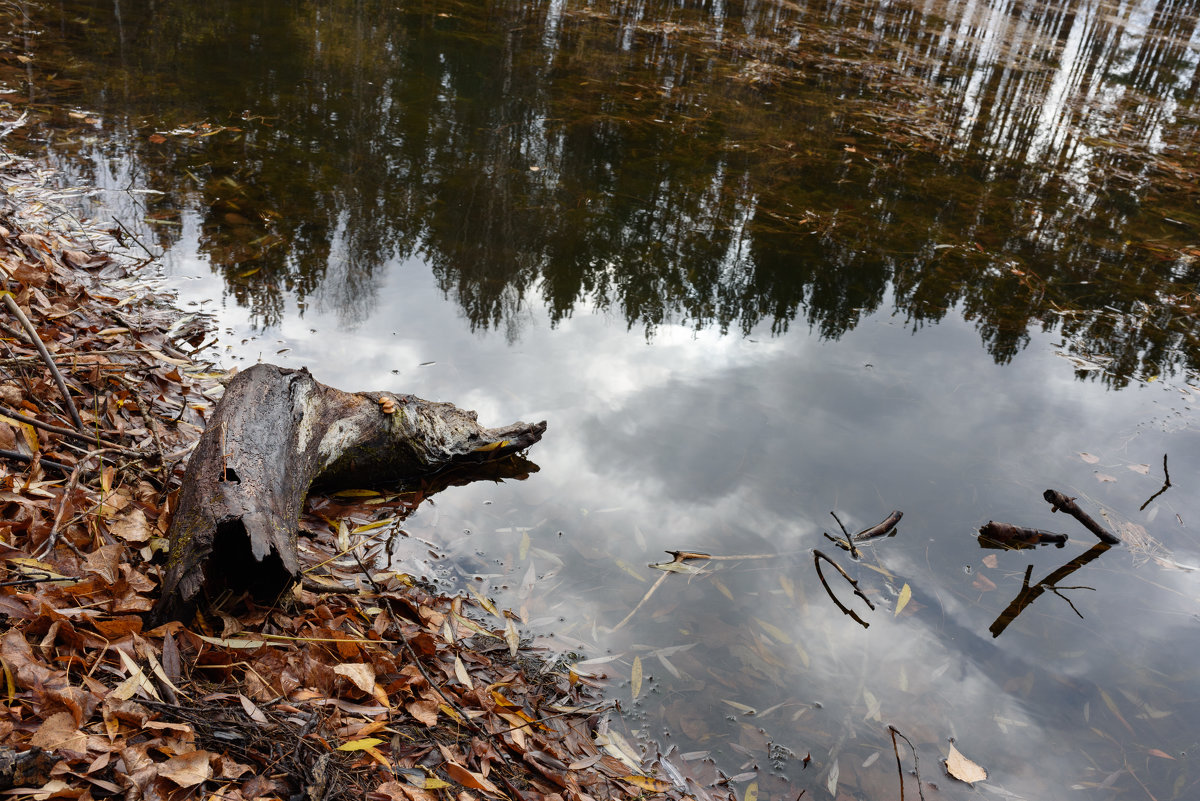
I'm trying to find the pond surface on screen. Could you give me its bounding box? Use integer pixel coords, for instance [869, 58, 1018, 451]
[6, 0, 1200, 797]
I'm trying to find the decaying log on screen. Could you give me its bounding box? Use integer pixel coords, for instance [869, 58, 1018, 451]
[977, 521, 1068, 549]
[1043, 489, 1120, 544]
[151, 363, 546, 623]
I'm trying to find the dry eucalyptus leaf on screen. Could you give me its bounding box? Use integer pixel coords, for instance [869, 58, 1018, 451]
[946, 744, 987, 784]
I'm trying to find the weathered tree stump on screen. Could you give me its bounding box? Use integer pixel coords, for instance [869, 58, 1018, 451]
[151, 363, 546, 623]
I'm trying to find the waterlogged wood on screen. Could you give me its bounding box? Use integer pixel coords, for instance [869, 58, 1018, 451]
[151, 363, 546, 623]
[978, 521, 1068, 548]
[1044, 489, 1120, 544]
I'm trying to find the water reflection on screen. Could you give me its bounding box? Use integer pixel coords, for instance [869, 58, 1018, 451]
[7, 0, 1200, 797]
[7, 0, 1199, 385]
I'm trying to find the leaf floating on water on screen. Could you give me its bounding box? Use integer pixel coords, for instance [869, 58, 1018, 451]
[631, 656, 643, 701]
[743, 780, 759, 801]
[982, 554, 999, 569]
[1127, 463, 1150, 474]
[945, 744, 987, 784]
[895, 583, 912, 616]
[1079, 452, 1100, 464]
[1094, 473, 1118, 483]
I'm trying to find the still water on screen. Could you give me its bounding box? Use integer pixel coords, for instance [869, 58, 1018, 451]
[6, 0, 1200, 797]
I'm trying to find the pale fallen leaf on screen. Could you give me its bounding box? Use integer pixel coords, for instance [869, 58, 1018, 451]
[29, 711, 88, 753]
[1095, 473, 1117, 483]
[503, 619, 519, 658]
[946, 744, 987, 784]
[826, 758, 840, 796]
[109, 508, 151, 543]
[1127, 463, 1151, 475]
[159, 750, 213, 787]
[334, 662, 376, 694]
[982, 554, 999, 569]
[453, 655, 473, 689]
[631, 656, 643, 701]
[1079, 452, 1100, 463]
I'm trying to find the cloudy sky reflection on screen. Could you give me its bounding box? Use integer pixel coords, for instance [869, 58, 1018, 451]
[155, 217, 1200, 800]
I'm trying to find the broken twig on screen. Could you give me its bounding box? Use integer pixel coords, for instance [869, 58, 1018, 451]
[1, 291, 86, 433]
[1043, 489, 1120, 544]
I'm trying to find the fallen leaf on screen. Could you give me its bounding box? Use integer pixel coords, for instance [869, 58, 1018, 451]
[1127, 463, 1150, 475]
[945, 744, 987, 784]
[159, 750, 213, 787]
[622, 775, 673, 792]
[30, 711, 88, 753]
[335, 662, 376, 694]
[1079, 452, 1100, 463]
[108, 507, 152, 543]
[982, 554, 999, 569]
[1146, 748, 1176, 760]
[338, 737, 385, 751]
[631, 656, 643, 701]
[1094, 473, 1117, 483]
[895, 583, 912, 616]
[443, 762, 501, 796]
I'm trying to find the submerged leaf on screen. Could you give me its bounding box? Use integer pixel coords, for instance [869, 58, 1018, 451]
[895, 583, 912, 616]
[631, 656, 643, 701]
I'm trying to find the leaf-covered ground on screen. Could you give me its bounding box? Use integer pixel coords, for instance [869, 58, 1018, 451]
[0, 131, 736, 800]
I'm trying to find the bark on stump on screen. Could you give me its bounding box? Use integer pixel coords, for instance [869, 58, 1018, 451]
[151, 363, 546, 623]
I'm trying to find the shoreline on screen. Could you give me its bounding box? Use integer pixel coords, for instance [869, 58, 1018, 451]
[0, 128, 721, 800]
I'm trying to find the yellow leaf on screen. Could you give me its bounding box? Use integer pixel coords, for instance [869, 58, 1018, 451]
[337, 737, 385, 751]
[895, 583, 912, 616]
[472, 439, 509, 453]
[631, 656, 643, 701]
[744, 781, 759, 801]
[945, 744, 987, 784]
[711, 576, 734, 601]
[331, 488, 381, 498]
[519, 530, 531, 560]
[622, 775, 673, 792]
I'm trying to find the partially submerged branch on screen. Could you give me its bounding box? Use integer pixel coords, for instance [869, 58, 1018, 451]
[1044, 489, 1120, 544]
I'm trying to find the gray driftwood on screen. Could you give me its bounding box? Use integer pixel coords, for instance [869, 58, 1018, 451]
[151, 363, 546, 623]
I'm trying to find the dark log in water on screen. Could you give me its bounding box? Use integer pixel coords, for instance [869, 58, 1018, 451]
[1043, 489, 1120, 545]
[151, 363, 546, 623]
[978, 521, 1068, 548]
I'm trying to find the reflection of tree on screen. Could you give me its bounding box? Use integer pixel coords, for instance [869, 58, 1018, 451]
[21, 0, 1200, 382]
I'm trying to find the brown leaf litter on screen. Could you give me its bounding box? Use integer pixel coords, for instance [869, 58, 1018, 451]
[0, 132, 734, 799]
